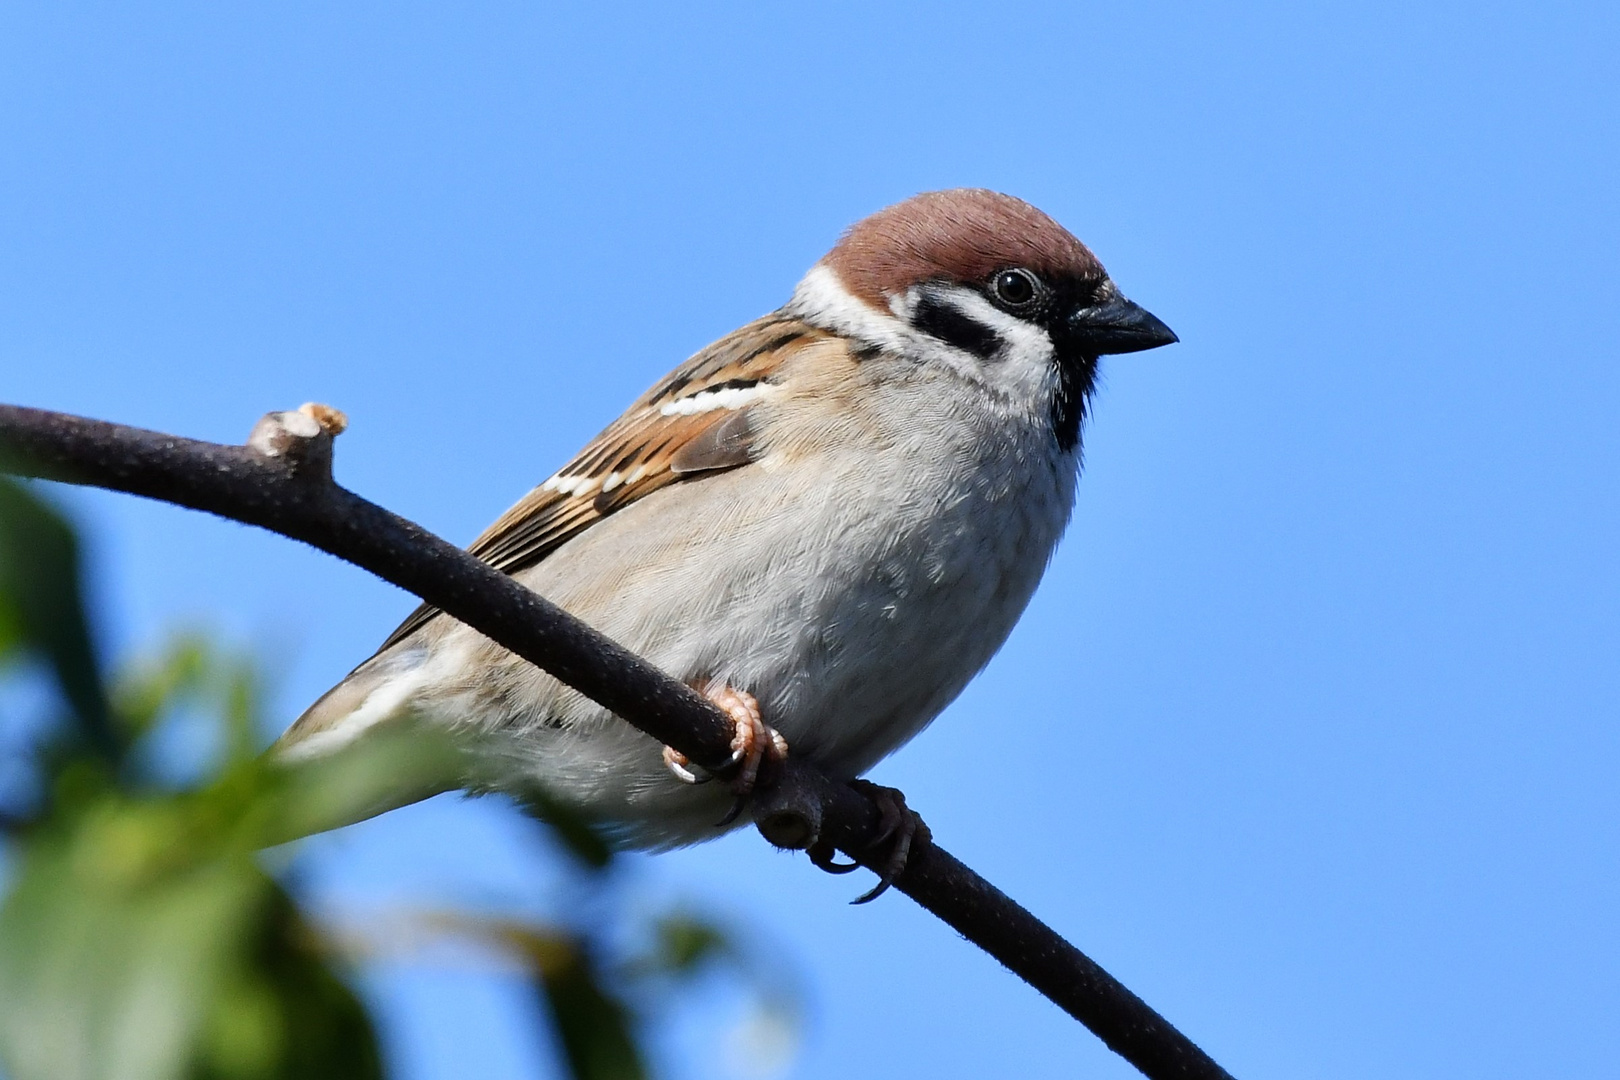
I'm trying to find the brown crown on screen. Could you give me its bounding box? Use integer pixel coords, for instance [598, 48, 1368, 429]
[821, 189, 1106, 309]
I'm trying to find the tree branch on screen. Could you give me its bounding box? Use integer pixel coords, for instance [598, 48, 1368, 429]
[0, 402, 1235, 1080]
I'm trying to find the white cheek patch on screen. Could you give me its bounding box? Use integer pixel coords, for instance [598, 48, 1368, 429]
[930, 287, 1055, 368]
[786, 264, 913, 353]
[899, 284, 1057, 403]
[787, 263, 1060, 411]
[887, 288, 919, 322]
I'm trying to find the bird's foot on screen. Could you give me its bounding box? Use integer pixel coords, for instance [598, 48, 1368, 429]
[661, 683, 788, 817]
[806, 779, 932, 904]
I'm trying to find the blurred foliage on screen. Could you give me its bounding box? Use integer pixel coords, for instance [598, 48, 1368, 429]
[0, 476, 797, 1080]
[0, 477, 112, 758]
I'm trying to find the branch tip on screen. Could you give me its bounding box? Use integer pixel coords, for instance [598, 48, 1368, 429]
[299, 402, 349, 436]
[752, 778, 822, 851]
[246, 404, 344, 478]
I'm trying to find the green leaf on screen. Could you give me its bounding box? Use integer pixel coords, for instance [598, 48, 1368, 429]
[0, 794, 382, 1080]
[0, 810, 266, 1080]
[648, 913, 728, 974]
[108, 632, 275, 791]
[391, 911, 647, 1080]
[536, 943, 647, 1080]
[110, 634, 214, 749]
[0, 584, 21, 665]
[0, 478, 113, 758]
[193, 884, 382, 1080]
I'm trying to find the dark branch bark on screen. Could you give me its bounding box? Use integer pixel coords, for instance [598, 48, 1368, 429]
[0, 402, 1235, 1080]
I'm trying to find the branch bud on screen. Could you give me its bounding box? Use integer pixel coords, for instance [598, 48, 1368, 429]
[246, 402, 347, 479]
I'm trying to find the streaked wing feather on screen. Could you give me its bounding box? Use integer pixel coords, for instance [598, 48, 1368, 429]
[374, 314, 829, 652]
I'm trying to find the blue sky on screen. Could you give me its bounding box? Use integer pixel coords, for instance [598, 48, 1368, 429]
[4, 3, 1618, 1077]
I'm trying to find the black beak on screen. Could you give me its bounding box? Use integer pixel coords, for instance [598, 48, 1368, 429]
[1065, 296, 1178, 356]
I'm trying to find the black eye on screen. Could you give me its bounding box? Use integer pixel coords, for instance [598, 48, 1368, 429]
[991, 268, 1039, 308]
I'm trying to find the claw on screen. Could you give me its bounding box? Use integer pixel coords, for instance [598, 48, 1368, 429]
[807, 838, 861, 874]
[662, 682, 789, 816]
[662, 745, 705, 785]
[803, 780, 931, 904]
[715, 794, 747, 827]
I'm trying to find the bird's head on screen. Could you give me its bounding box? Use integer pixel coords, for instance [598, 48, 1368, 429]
[790, 188, 1177, 451]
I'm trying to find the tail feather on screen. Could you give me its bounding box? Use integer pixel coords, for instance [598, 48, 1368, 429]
[267, 648, 460, 841]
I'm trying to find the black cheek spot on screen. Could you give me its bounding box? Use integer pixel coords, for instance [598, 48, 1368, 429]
[913, 295, 1003, 362]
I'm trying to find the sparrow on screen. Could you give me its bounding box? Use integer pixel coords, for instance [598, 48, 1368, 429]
[278, 188, 1177, 864]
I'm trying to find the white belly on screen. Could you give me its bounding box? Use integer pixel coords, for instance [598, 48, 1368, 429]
[403, 385, 1077, 847]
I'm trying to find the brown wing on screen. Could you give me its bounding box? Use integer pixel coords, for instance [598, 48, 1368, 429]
[374, 313, 829, 651]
